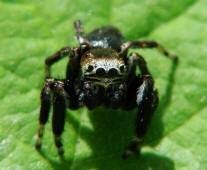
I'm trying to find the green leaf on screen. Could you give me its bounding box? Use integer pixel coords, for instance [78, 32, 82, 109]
[0, 0, 207, 169]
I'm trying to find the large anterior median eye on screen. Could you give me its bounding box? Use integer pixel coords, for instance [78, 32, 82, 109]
[96, 68, 106, 76]
[108, 68, 118, 76]
[87, 65, 94, 72]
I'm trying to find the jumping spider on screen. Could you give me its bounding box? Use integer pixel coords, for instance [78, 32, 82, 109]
[35, 20, 178, 159]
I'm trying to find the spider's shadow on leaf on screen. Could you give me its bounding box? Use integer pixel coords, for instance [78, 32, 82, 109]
[36, 148, 73, 169]
[61, 60, 178, 169]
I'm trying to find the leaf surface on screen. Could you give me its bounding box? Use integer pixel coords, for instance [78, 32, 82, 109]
[0, 0, 207, 169]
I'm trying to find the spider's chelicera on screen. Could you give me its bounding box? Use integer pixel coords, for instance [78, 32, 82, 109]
[35, 20, 178, 159]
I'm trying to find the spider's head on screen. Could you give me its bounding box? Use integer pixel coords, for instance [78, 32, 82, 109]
[80, 48, 127, 87]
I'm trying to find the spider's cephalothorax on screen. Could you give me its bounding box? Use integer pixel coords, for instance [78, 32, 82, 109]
[35, 20, 178, 159]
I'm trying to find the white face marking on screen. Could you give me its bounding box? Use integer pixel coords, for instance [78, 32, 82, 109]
[82, 58, 126, 76]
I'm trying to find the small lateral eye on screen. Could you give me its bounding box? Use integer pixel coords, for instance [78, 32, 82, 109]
[87, 65, 94, 72]
[120, 65, 125, 72]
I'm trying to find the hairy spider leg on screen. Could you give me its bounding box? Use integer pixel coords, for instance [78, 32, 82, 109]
[35, 80, 51, 150]
[74, 20, 89, 45]
[123, 53, 159, 159]
[45, 47, 78, 77]
[120, 40, 178, 61]
[36, 79, 69, 155]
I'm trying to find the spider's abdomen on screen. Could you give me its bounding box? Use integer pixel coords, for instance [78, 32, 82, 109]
[85, 26, 125, 51]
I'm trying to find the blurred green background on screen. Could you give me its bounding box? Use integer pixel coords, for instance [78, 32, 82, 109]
[0, 0, 207, 169]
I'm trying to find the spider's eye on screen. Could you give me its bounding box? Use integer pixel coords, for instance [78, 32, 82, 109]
[96, 68, 106, 76]
[120, 65, 125, 72]
[87, 65, 94, 72]
[108, 68, 118, 76]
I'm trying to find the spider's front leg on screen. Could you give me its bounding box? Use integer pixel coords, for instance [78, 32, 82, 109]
[123, 53, 159, 159]
[35, 78, 71, 155]
[74, 20, 86, 44]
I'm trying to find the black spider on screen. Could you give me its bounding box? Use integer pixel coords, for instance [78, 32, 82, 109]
[35, 20, 178, 159]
